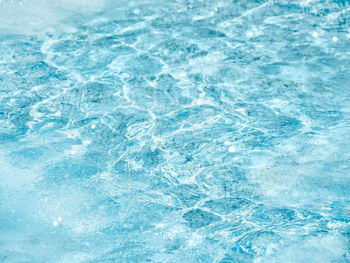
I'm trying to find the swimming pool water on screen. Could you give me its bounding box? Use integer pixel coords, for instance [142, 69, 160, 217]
[0, 0, 350, 262]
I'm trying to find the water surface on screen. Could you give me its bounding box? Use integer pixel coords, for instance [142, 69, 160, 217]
[0, 0, 350, 262]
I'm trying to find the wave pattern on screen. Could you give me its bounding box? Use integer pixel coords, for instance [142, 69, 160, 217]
[0, 0, 350, 262]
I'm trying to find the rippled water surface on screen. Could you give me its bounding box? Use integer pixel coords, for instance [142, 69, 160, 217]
[1, 0, 350, 262]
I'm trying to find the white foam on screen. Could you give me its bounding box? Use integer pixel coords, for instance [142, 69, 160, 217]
[0, 0, 107, 35]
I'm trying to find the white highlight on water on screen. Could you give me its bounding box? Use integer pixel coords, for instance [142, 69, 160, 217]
[83, 140, 92, 145]
[224, 141, 232, 146]
[228, 145, 236, 152]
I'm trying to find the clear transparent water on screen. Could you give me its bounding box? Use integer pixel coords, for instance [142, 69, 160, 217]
[0, 0, 350, 262]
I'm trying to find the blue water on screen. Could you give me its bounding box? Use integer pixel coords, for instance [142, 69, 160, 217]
[0, 0, 350, 262]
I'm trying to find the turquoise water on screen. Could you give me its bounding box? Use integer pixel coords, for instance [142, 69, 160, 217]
[0, 0, 350, 262]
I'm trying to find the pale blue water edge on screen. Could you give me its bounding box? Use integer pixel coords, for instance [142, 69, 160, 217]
[0, 0, 350, 262]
